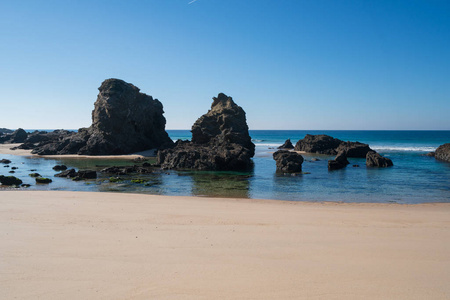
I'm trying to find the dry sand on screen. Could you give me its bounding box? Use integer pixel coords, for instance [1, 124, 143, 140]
[1, 191, 449, 299]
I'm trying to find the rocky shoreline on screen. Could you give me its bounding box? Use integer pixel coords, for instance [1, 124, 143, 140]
[1, 78, 449, 188]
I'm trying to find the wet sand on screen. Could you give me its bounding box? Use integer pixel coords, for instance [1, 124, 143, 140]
[0, 143, 155, 159]
[1, 191, 449, 299]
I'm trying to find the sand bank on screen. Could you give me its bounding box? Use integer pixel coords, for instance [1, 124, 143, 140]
[0, 143, 155, 159]
[1, 191, 449, 299]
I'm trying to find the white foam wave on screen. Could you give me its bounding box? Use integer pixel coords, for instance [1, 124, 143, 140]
[371, 146, 436, 152]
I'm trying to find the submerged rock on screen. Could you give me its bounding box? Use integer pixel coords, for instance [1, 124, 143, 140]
[157, 93, 255, 171]
[35, 177, 52, 184]
[366, 151, 393, 167]
[53, 165, 67, 171]
[32, 79, 173, 155]
[328, 151, 350, 170]
[54, 169, 77, 178]
[435, 143, 450, 163]
[277, 139, 294, 149]
[273, 150, 304, 173]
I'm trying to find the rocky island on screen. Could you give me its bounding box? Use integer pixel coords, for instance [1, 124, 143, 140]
[157, 93, 255, 171]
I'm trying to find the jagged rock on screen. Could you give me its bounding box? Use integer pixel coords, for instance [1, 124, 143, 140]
[273, 150, 304, 173]
[366, 151, 393, 167]
[53, 165, 67, 171]
[76, 170, 97, 179]
[335, 141, 372, 158]
[1, 159, 11, 164]
[157, 93, 255, 171]
[328, 151, 349, 170]
[435, 143, 450, 163]
[294, 134, 342, 155]
[0, 128, 28, 143]
[55, 169, 77, 178]
[0, 175, 23, 186]
[278, 139, 294, 149]
[31, 79, 173, 155]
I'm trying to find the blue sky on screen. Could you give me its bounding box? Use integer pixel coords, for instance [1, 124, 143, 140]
[1, 0, 449, 130]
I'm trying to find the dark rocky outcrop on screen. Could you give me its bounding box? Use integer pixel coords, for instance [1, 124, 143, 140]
[273, 150, 304, 173]
[294, 134, 342, 155]
[0, 159, 11, 164]
[366, 151, 393, 167]
[328, 151, 350, 170]
[31, 79, 173, 155]
[0, 128, 28, 143]
[435, 143, 450, 163]
[335, 141, 372, 158]
[0, 175, 23, 186]
[294, 134, 373, 158]
[278, 139, 294, 149]
[157, 93, 255, 171]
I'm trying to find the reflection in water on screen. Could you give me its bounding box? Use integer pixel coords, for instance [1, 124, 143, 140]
[186, 171, 252, 198]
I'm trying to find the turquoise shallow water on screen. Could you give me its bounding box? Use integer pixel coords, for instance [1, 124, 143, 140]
[1, 130, 449, 203]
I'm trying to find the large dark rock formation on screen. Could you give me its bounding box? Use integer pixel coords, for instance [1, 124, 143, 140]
[157, 93, 255, 171]
[31, 79, 173, 155]
[366, 151, 393, 167]
[278, 139, 294, 149]
[273, 150, 304, 173]
[435, 143, 450, 163]
[294, 134, 373, 158]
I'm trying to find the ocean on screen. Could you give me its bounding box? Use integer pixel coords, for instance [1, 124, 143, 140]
[1, 130, 449, 203]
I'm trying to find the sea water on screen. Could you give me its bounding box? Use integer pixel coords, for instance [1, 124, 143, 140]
[1, 130, 449, 203]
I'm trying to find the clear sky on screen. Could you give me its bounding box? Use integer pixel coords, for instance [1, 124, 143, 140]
[1, 0, 449, 130]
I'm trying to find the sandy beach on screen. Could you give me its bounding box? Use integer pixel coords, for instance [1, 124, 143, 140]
[1, 191, 449, 299]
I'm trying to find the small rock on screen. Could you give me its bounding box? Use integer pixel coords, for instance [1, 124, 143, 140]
[52, 165, 68, 171]
[0, 175, 23, 186]
[0, 159, 12, 164]
[36, 177, 52, 184]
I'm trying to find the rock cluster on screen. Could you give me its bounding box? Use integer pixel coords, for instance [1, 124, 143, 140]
[273, 150, 304, 173]
[31, 79, 173, 155]
[435, 143, 450, 163]
[157, 93, 255, 171]
[366, 151, 393, 167]
[294, 134, 372, 158]
[328, 151, 350, 170]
